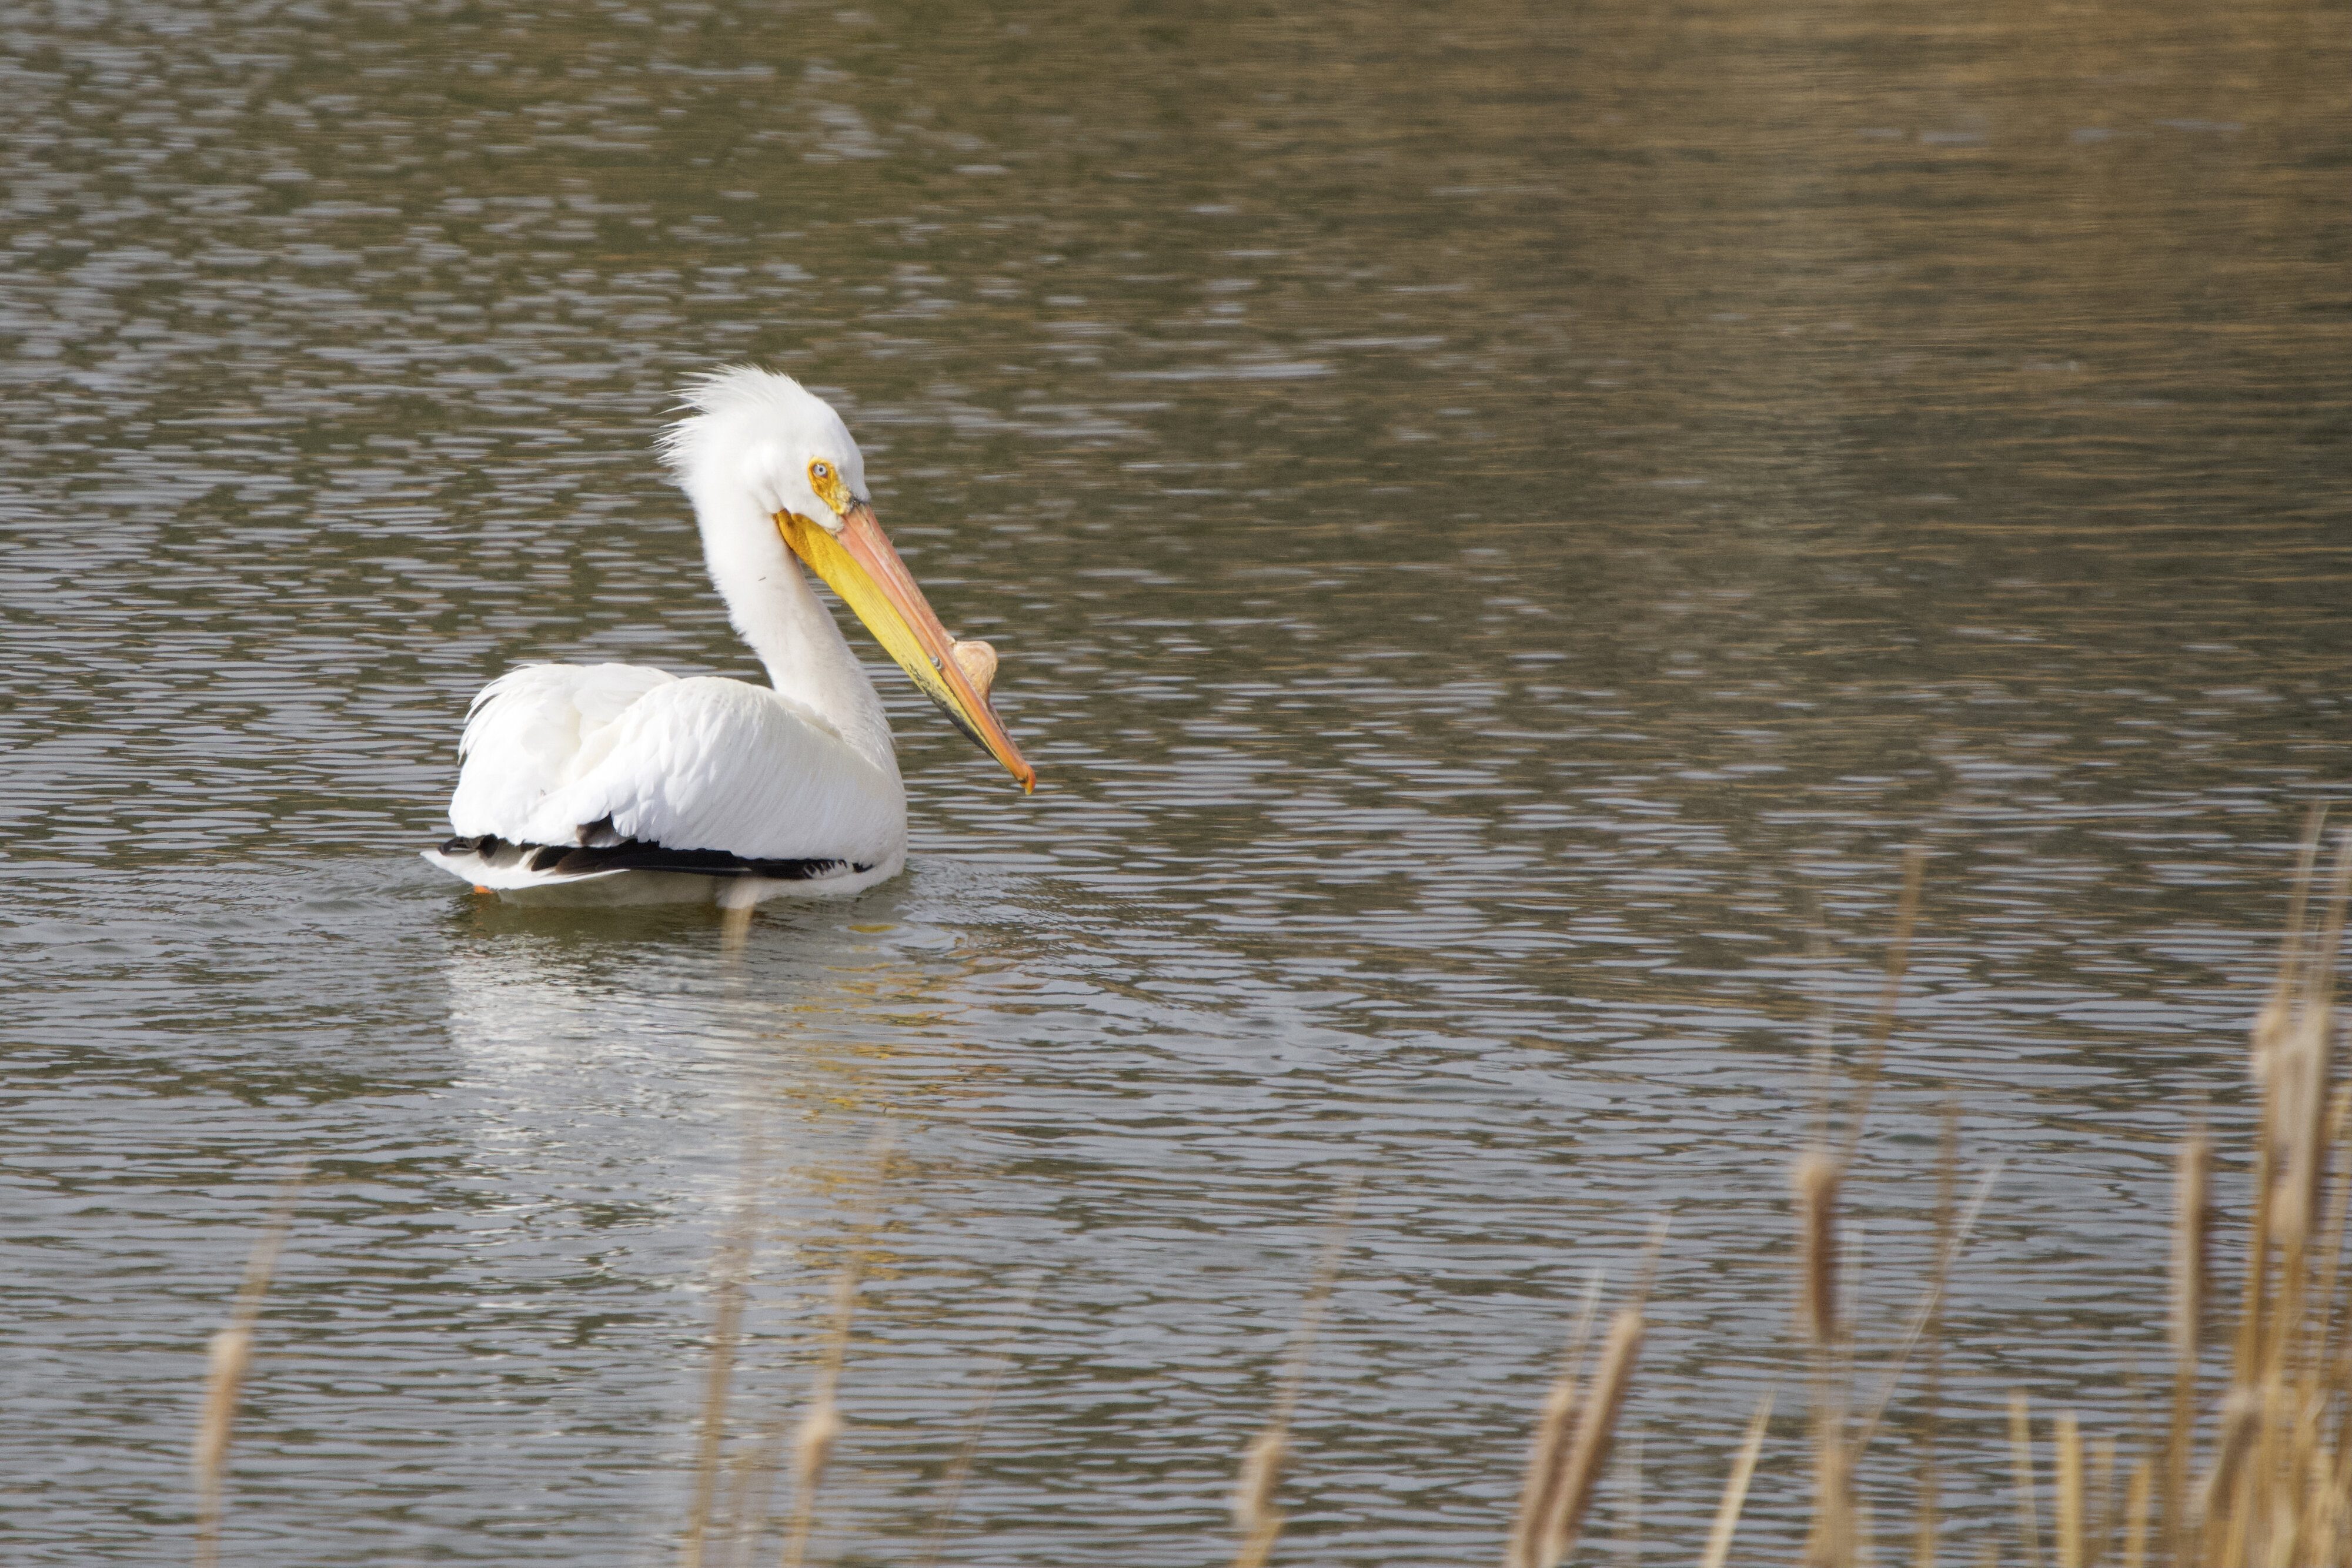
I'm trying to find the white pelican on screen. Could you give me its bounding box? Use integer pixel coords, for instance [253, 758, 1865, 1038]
[423, 366, 1034, 906]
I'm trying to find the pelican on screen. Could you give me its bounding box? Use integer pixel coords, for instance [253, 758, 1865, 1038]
[423, 367, 1034, 906]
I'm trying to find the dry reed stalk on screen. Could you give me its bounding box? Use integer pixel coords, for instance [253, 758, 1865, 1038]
[1912, 1104, 1959, 1568]
[1617, 1433, 1642, 1562]
[2187, 830, 2352, 1567]
[1698, 1393, 1773, 1568]
[2330, 1392, 2352, 1564]
[681, 1172, 760, 1568]
[1535, 1308, 1643, 1568]
[2089, 1434, 2117, 1566]
[1230, 1427, 1289, 1568]
[1806, 1421, 1856, 1568]
[1507, 1376, 1581, 1568]
[192, 1326, 252, 1568]
[1838, 845, 1926, 1165]
[2180, 851, 2352, 1546]
[780, 1264, 858, 1568]
[763, 1134, 898, 1568]
[192, 1166, 304, 1568]
[1794, 1145, 1850, 1568]
[2167, 1126, 2214, 1560]
[2274, 842, 2352, 1350]
[2306, 931, 2352, 1567]
[1631, 1213, 1672, 1311]
[2236, 1079, 2282, 1395]
[1790, 854, 1930, 1568]
[2173, 1130, 2215, 1365]
[1506, 1279, 1605, 1568]
[721, 1419, 790, 1568]
[1230, 1182, 1359, 1568]
[915, 1288, 1036, 1568]
[2122, 1459, 2151, 1568]
[1853, 1166, 1999, 1462]
[2233, 826, 2329, 1397]
[2009, 1392, 2044, 1568]
[2053, 1412, 2084, 1568]
[721, 1142, 894, 1567]
[2253, 808, 2325, 1054]
[2270, 972, 2337, 1422]
[2306, 1092, 2352, 1385]
[2199, 1390, 2260, 1567]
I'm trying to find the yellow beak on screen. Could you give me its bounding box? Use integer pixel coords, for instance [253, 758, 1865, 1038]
[775, 502, 1037, 791]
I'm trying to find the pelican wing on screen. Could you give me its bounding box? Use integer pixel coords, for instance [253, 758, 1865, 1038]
[447, 664, 900, 866]
[449, 663, 676, 836]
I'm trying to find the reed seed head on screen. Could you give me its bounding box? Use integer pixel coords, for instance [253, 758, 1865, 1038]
[192, 1325, 252, 1486]
[1793, 1151, 1843, 1348]
[2250, 996, 2290, 1086]
[794, 1394, 841, 1495]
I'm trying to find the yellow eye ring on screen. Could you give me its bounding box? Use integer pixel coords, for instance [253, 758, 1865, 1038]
[806, 457, 851, 514]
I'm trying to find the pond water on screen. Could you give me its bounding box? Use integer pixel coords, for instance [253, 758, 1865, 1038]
[3, 1, 2348, 1562]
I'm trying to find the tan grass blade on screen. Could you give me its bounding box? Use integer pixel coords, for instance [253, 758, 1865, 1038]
[1698, 1393, 1773, 1568]
[2052, 1412, 2083, 1568]
[1619, 1433, 1642, 1562]
[1853, 1166, 2001, 1459]
[1229, 1424, 1289, 1568]
[769, 1135, 897, 1568]
[1838, 845, 1926, 1163]
[2008, 1391, 2044, 1568]
[192, 1326, 253, 1568]
[1506, 1278, 1603, 1568]
[2166, 1127, 2213, 1561]
[2252, 805, 2326, 1062]
[916, 1287, 1037, 1568]
[780, 1265, 858, 1568]
[1508, 1376, 1581, 1568]
[1231, 1181, 1359, 1568]
[1536, 1309, 1643, 1567]
[2197, 1388, 2260, 1565]
[1807, 1422, 1856, 1568]
[2087, 1434, 2116, 1566]
[1914, 1103, 1959, 1568]
[682, 1176, 760, 1568]
[2308, 1091, 2352, 1378]
[192, 1165, 305, 1568]
[2122, 1457, 2151, 1568]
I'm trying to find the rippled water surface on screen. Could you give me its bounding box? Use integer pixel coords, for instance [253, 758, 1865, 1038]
[4, 2, 2349, 1562]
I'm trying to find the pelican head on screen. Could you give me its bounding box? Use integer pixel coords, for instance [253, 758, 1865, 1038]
[661, 366, 1034, 791]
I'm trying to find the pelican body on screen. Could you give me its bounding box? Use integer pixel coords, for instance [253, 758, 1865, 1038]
[425, 368, 1032, 906]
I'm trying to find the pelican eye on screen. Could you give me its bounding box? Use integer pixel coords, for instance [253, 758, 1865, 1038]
[806, 458, 853, 518]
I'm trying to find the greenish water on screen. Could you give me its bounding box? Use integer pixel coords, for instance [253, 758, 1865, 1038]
[2, 2, 2347, 1562]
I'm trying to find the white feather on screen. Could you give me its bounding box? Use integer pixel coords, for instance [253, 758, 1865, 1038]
[427, 367, 926, 905]
[448, 663, 677, 836]
[495, 675, 899, 863]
